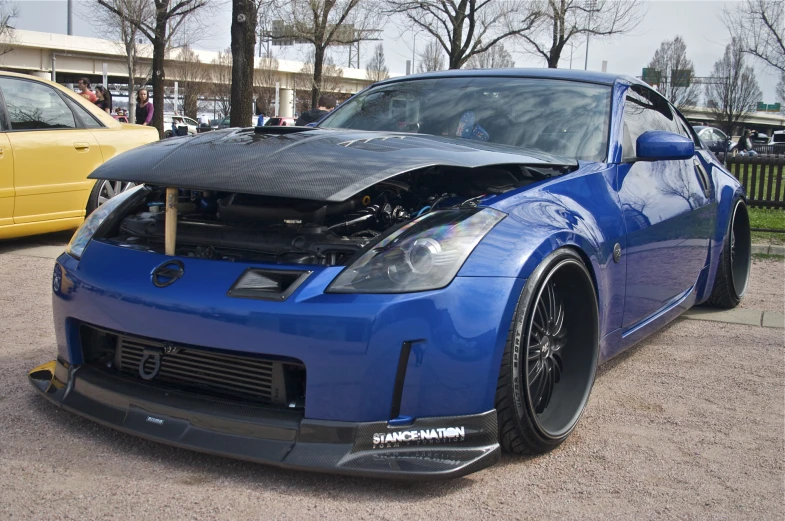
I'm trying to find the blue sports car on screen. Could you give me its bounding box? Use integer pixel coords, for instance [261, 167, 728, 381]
[29, 70, 751, 479]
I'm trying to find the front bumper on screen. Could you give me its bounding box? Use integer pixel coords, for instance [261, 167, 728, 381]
[29, 359, 500, 480]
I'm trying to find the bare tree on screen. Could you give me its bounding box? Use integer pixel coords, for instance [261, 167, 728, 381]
[91, 0, 155, 121]
[230, 0, 261, 127]
[519, 0, 644, 69]
[416, 39, 445, 72]
[723, 0, 784, 73]
[254, 53, 279, 116]
[705, 41, 763, 136]
[645, 36, 700, 110]
[365, 43, 389, 82]
[97, 0, 209, 136]
[465, 43, 515, 68]
[210, 48, 233, 117]
[0, 0, 18, 58]
[170, 45, 208, 118]
[388, 0, 537, 70]
[777, 72, 785, 104]
[272, 0, 380, 109]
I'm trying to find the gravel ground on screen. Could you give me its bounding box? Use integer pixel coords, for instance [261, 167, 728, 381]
[0, 250, 782, 520]
[742, 257, 784, 313]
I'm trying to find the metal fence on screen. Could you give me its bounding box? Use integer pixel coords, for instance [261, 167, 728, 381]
[717, 153, 785, 210]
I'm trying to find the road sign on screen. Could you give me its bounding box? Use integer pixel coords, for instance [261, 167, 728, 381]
[671, 69, 691, 87]
[642, 68, 661, 85]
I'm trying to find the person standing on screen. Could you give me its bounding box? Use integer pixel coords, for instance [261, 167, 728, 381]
[77, 77, 97, 103]
[295, 95, 336, 126]
[257, 112, 267, 126]
[736, 129, 758, 156]
[94, 86, 112, 113]
[135, 88, 153, 126]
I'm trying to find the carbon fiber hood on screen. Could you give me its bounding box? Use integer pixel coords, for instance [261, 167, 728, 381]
[89, 127, 576, 202]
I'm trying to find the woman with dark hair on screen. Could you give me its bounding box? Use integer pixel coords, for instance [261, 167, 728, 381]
[135, 88, 153, 126]
[94, 86, 112, 113]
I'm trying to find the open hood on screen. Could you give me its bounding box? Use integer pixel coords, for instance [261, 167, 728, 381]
[89, 127, 576, 202]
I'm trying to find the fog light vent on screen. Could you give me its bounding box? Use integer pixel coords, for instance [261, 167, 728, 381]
[228, 269, 312, 301]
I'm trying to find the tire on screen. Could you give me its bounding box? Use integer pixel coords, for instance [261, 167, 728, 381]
[164, 130, 173, 138]
[86, 180, 137, 215]
[706, 199, 751, 309]
[496, 249, 599, 455]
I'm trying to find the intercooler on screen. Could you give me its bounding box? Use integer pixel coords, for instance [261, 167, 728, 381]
[80, 324, 305, 408]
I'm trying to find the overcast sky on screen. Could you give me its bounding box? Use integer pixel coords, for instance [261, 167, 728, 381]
[12, 0, 781, 100]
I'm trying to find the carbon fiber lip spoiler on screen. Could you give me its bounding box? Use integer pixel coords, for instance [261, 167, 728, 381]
[29, 360, 500, 480]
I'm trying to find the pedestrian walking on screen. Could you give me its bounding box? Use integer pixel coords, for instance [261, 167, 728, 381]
[94, 86, 112, 113]
[77, 77, 97, 103]
[295, 95, 336, 126]
[257, 112, 267, 126]
[135, 88, 153, 126]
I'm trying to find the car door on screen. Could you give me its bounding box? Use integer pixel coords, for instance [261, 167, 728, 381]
[698, 129, 717, 153]
[183, 117, 198, 134]
[0, 77, 103, 224]
[617, 86, 712, 330]
[710, 129, 730, 154]
[0, 133, 12, 226]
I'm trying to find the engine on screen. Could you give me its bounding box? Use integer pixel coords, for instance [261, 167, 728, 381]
[107, 164, 562, 266]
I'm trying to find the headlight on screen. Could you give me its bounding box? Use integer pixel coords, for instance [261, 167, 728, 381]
[66, 184, 145, 259]
[327, 208, 505, 293]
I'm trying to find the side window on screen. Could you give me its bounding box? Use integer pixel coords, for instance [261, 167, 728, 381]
[669, 105, 702, 148]
[622, 86, 681, 161]
[63, 97, 104, 129]
[0, 78, 76, 130]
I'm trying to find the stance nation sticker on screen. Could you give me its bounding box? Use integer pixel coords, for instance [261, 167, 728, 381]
[372, 427, 466, 448]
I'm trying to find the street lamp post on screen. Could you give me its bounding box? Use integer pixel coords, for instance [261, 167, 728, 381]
[584, 0, 597, 71]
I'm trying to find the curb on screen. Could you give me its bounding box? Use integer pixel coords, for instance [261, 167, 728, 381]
[683, 308, 784, 328]
[751, 244, 785, 255]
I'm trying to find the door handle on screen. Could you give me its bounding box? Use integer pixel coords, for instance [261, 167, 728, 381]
[73, 142, 90, 151]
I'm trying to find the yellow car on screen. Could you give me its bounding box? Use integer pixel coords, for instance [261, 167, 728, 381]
[0, 72, 159, 240]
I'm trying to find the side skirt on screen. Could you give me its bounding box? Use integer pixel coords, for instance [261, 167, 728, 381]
[600, 282, 698, 363]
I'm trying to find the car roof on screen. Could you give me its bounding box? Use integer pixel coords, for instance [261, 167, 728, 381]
[377, 68, 642, 87]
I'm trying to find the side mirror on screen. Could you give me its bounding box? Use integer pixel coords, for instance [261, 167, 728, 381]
[636, 130, 695, 161]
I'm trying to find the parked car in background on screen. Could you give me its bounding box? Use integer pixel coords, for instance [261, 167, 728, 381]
[694, 126, 736, 155]
[750, 131, 769, 144]
[768, 131, 785, 146]
[0, 72, 159, 240]
[212, 117, 231, 130]
[164, 115, 199, 137]
[264, 116, 296, 126]
[112, 114, 129, 124]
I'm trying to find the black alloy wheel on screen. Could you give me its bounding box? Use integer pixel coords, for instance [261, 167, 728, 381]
[496, 249, 599, 454]
[527, 279, 567, 416]
[707, 198, 751, 309]
[729, 200, 751, 299]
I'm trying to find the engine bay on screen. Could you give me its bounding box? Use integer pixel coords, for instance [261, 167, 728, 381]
[104, 164, 569, 266]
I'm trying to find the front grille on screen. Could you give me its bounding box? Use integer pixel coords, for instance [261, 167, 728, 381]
[80, 324, 305, 408]
[118, 336, 276, 401]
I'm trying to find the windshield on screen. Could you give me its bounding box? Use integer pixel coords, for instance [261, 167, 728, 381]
[319, 77, 612, 161]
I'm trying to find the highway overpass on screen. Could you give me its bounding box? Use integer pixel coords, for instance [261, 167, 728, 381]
[0, 29, 379, 118]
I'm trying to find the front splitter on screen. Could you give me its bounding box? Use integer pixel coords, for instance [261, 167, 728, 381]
[29, 360, 500, 479]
